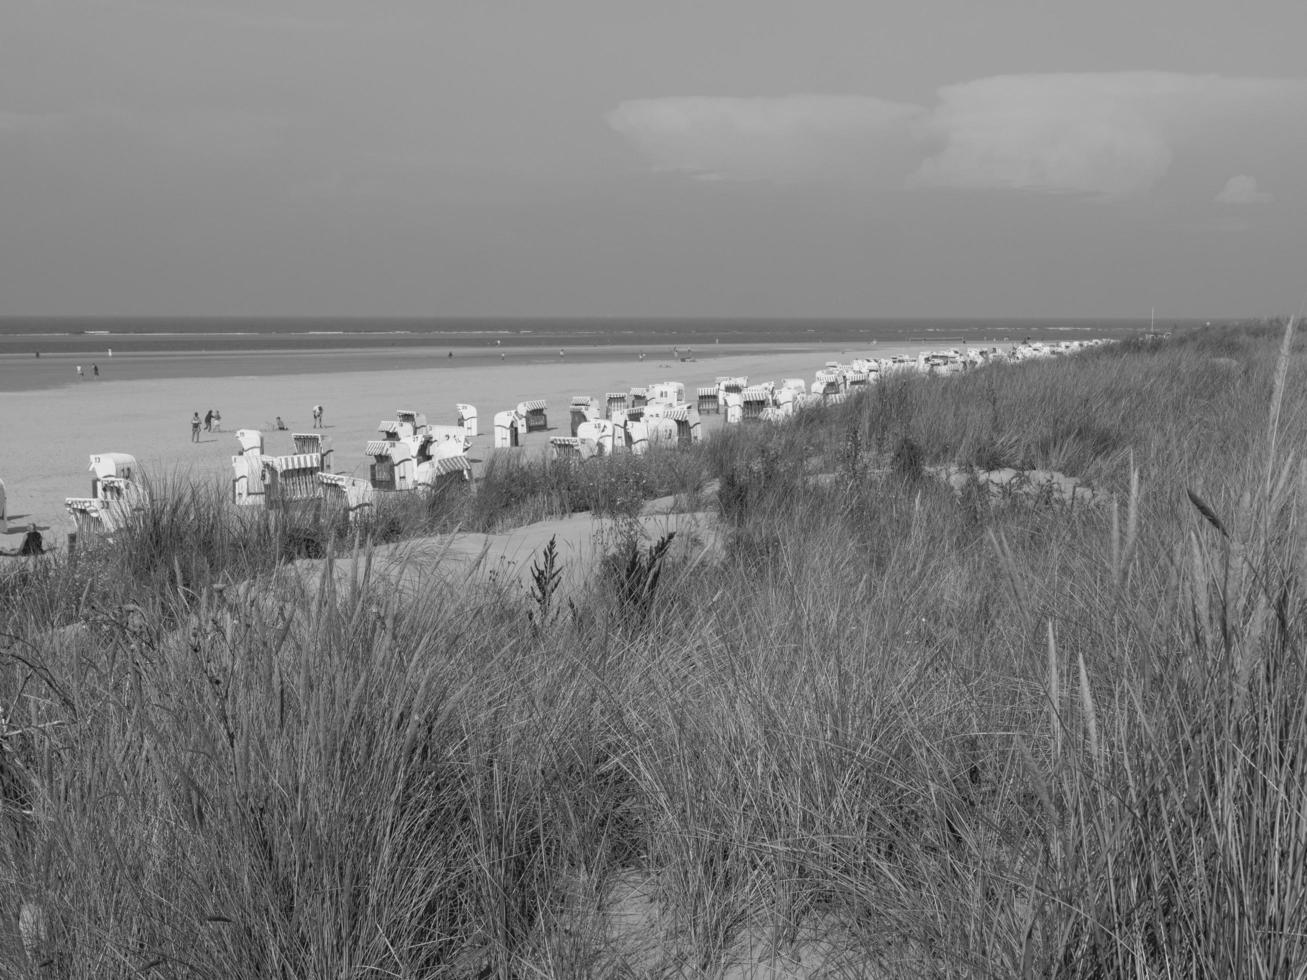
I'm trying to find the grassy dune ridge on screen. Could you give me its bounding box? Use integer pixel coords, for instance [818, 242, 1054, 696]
[1, 322, 1305, 977]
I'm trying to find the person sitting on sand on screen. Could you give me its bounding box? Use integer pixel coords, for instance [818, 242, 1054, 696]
[191, 412, 201, 442]
[275, 416, 287, 431]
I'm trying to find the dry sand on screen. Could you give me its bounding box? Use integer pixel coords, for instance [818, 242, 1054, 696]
[0, 342, 930, 546]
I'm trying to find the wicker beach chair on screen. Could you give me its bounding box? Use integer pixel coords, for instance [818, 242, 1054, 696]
[518, 400, 549, 432]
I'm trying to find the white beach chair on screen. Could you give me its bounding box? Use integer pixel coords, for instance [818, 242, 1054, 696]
[396, 409, 429, 436]
[648, 381, 685, 405]
[646, 417, 678, 448]
[628, 386, 648, 409]
[232, 453, 267, 506]
[569, 396, 596, 436]
[318, 472, 375, 523]
[605, 392, 628, 416]
[235, 429, 264, 456]
[417, 454, 472, 486]
[518, 400, 549, 432]
[292, 433, 332, 472]
[456, 403, 478, 438]
[550, 436, 585, 460]
[577, 419, 616, 458]
[741, 387, 771, 422]
[644, 402, 701, 447]
[696, 386, 720, 414]
[493, 411, 525, 448]
[724, 392, 744, 425]
[261, 453, 326, 507]
[366, 440, 415, 491]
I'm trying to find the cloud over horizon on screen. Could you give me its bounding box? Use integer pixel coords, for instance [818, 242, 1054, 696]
[1215, 174, 1273, 205]
[608, 73, 1307, 199]
[605, 95, 923, 183]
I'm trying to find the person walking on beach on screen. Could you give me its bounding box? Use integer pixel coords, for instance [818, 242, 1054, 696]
[312, 405, 323, 428]
[203, 409, 213, 432]
[92, 363, 99, 377]
[191, 412, 201, 443]
[76, 365, 83, 379]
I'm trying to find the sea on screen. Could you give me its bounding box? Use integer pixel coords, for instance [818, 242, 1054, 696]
[0, 316, 1204, 392]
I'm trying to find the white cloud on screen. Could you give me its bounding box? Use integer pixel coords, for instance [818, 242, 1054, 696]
[608, 73, 1307, 199]
[1215, 174, 1272, 205]
[605, 95, 923, 182]
[911, 73, 1307, 197]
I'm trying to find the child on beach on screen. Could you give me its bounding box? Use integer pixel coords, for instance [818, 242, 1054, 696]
[191, 412, 201, 442]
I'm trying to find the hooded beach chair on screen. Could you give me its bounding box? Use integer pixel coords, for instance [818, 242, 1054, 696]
[396, 410, 429, 435]
[414, 453, 472, 487]
[517, 399, 549, 432]
[456, 403, 478, 438]
[494, 411, 525, 448]
[318, 472, 375, 523]
[366, 440, 415, 491]
[628, 386, 648, 409]
[235, 429, 263, 456]
[622, 418, 650, 455]
[569, 396, 596, 436]
[724, 392, 744, 425]
[66, 455, 149, 536]
[377, 419, 411, 443]
[646, 417, 678, 448]
[231, 453, 268, 506]
[741, 387, 771, 422]
[577, 419, 616, 458]
[88, 453, 138, 498]
[292, 433, 332, 472]
[696, 386, 720, 414]
[605, 392, 628, 416]
[261, 453, 325, 507]
[550, 436, 584, 460]
[648, 381, 685, 405]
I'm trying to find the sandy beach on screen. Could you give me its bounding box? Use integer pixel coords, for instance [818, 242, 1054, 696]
[0, 341, 933, 545]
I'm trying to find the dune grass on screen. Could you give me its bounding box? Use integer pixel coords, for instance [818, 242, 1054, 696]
[2, 322, 1306, 976]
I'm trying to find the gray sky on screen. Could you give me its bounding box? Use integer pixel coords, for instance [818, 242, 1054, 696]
[3, 0, 1306, 318]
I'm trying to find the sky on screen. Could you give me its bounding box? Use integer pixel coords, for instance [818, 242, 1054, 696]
[2, 0, 1306, 319]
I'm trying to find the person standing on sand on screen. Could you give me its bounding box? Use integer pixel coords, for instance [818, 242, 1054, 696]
[203, 409, 213, 432]
[191, 413, 201, 442]
[76, 365, 83, 379]
[93, 363, 99, 377]
[312, 405, 324, 428]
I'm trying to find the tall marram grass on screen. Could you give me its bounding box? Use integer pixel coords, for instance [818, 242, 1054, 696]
[2, 321, 1307, 976]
